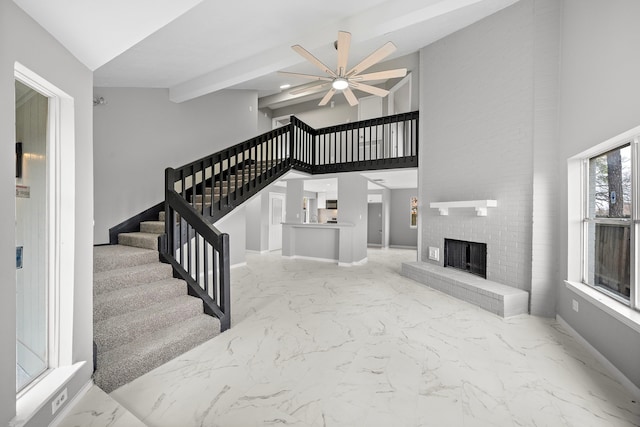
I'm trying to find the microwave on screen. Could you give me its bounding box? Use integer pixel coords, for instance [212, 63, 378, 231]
[326, 199, 338, 209]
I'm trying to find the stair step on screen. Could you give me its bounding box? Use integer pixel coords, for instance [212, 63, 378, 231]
[159, 211, 165, 222]
[94, 295, 204, 352]
[94, 263, 173, 295]
[94, 314, 219, 393]
[118, 231, 161, 250]
[140, 220, 165, 234]
[94, 278, 186, 322]
[94, 245, 158, 274]
[191, 194, 223, 203]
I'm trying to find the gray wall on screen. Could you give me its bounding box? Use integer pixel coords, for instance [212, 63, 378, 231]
[273, 100, 357, 129]
[257, 108, 272, 134]
[93, 87, 259, 243]
[245, 195, 263, 252]
[557, 0, 640, 389]
[420, 0, 542, 295]
[214, 205, 246, 267]
[389, 189, 418, 248]
[0, 1, 94, 424]
[338, 174, 368, 262]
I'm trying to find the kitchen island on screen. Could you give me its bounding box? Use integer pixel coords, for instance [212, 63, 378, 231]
[282, 222, 364, 266]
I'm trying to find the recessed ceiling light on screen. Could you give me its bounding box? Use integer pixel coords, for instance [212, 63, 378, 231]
[280, 84, 291, 89]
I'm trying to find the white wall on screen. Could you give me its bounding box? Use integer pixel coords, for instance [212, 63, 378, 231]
[93, 87, 259, 243]
[0, 1, 94, 425]
[557, 0, 640, 389]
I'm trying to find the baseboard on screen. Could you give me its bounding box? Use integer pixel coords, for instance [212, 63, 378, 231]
[245, 249, 270, 254]
[338, 257, 368, 267]
[389, 245, 418, 250]
[231, 262, 247, 269]
[49, 380, 93, 427]
[556, 315, 640, 400]
[282, 255, 337, 263]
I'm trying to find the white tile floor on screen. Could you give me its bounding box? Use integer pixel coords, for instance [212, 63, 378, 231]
[60, 249, 640, 426]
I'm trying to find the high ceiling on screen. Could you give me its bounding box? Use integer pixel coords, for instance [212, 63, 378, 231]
[13, 0, 518, 104]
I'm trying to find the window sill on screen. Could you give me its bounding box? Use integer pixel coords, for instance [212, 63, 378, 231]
[13, 361, 85, 427]
[564, 280, 640, 334]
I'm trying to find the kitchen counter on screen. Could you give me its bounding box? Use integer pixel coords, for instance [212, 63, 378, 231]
[282, 222, 359, 266]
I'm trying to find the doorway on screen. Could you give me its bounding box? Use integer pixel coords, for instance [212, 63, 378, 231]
[15, 80, 49, 392]
[367, 202, 383, 246]
[268, 193, 286, 251]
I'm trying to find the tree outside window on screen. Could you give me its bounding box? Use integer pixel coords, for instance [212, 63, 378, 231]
[586, 144, 631, 301]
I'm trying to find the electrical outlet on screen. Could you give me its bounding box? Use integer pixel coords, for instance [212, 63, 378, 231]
[52, 388, 67, 415]
[428, 247, 440, 261]
[572, 299, 579, 312]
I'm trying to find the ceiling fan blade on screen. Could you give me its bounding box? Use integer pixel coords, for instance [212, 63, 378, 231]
[292, 45, 337, 77]
[343, 87, 359, 106]
[278, 71, 332, 81]
[350, 82, 389, 97]
[318, 89, 337, 106]
[290, 82, 329, 96]
[351, 68, 407, 82]
[346, 41, 397, 77]
[336, 31, 351, 77]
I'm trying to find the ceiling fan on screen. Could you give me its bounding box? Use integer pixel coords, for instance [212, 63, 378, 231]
[279, 31, 407, 106]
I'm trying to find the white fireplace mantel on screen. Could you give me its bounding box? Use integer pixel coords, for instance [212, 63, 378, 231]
[430, 200, 497, 216]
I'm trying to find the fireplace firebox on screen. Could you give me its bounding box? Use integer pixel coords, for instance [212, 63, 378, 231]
[444, 238, 487, 279]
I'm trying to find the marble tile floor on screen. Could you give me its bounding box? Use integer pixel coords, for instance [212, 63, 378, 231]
[60, 248, 640, 426]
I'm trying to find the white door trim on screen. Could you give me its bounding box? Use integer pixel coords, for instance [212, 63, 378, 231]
[15, 62, 75, 372]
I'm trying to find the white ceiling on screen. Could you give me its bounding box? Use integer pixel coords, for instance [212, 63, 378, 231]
[13, 0, 518, 104]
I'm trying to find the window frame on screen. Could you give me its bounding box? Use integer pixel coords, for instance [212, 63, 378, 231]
[581, 137, 639, 311]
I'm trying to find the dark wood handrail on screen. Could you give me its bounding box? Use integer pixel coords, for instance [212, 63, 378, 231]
[162, 111, 419, 332]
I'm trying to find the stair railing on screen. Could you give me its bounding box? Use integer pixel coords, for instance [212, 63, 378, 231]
[162, 111, 419, 331]
[163, 177, 231, 331]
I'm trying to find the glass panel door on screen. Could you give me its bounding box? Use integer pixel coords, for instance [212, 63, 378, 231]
[15, 80, 49, 392]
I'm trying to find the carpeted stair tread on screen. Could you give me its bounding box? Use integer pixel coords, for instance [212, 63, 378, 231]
[159, 211, 166, 222]
[94, 278, 186, 322]
[94, 244, 158, 273]
[94, 314, 219, 393]
[140, 220, 165, 234]
[94, 295, 204, 351]
[118, 231, 161, 250]
[94, 262, 173, 295]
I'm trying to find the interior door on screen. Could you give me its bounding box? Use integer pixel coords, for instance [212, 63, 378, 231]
[367, 203, 383, 245]
[268, 193, 286, 251]
[15, 80, 49, 392]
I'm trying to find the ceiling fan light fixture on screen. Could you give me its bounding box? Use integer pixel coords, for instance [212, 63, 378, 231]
[332, 78, 349, 91]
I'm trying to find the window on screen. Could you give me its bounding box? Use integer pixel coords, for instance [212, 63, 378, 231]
[583, 141, 636, 308]
[410, 197, 418, 228]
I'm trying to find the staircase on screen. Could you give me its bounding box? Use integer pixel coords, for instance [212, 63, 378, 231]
[93, 112, 420, 393]
[93, 210, 220, 393]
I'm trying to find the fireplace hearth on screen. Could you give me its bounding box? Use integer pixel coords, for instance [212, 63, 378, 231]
[444, 238, 487, 279]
